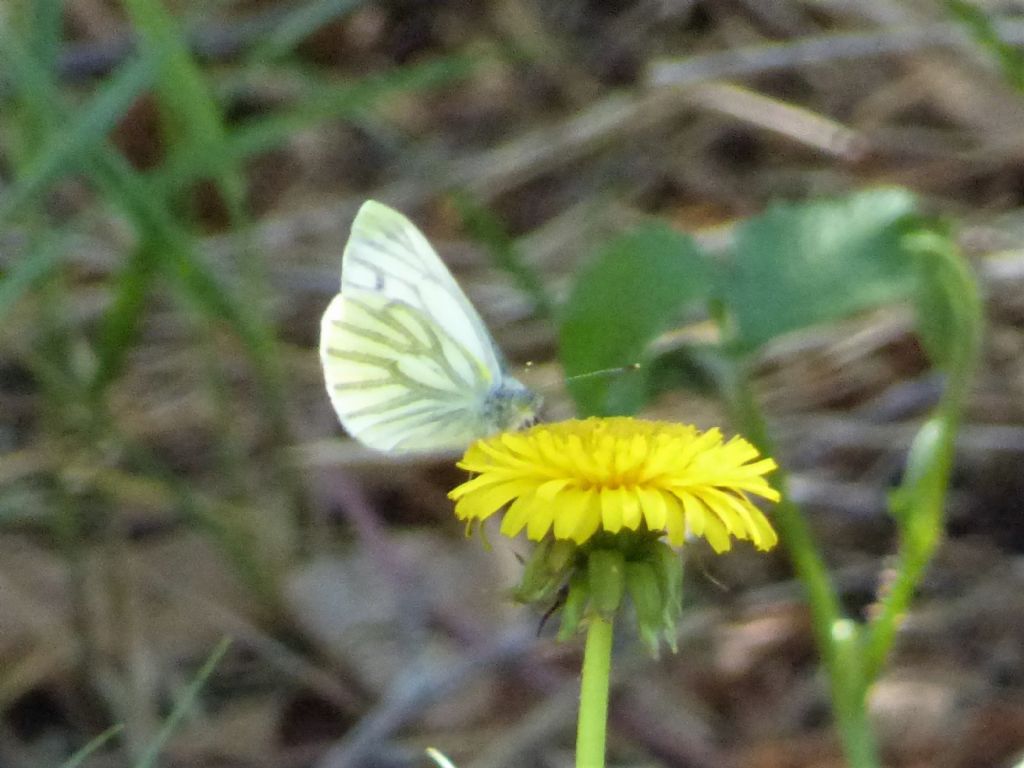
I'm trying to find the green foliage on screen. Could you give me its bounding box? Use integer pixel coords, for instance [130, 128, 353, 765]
[557, 572, 590, 641]
[0, 0, 988, 761]
[122, 0, 237, 197]
[560, 223, 709, 415]
[555, 186, 981, 768]
[722, 188, 919, 350]
[0, 0, 481, 638]
[0, 56, 155, 227]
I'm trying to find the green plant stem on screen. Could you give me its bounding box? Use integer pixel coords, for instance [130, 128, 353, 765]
[864, 238, 983, 680]
[862, 414, 953, 681]
[576, 616, 613, 768]
[717, 355, 879, 768]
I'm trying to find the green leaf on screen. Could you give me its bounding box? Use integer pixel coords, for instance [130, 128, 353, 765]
[560, 223, 711, 415]
[22, 0, 63, 78]
[90, 245, 160, 398]
[723, 188, 920, 350]
[514, 537, 575, 604]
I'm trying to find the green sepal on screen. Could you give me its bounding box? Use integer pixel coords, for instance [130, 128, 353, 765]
[653, 542, 684, 651]
[514, 538, 576, 604]
[588, 549, 626, 618]
[558, 572, 590, 640]
[625, 560, 664, 656]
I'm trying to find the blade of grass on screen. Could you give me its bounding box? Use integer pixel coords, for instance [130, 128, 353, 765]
[10, 0, 64, 148]
[122, 0, 250, 256]
[90, 243, 159, 397]
[1, 28, 308, 559]
[0, 28, 273, 407]
[0, 55, 154, 227]
[119, 0, 302, 520]
[135, 637, 233, 768]
[150, 55, 475, 195]
[249, 0, 367, 61]
[61, 724, 125, 768]
[0, 233, 66, 321]
[122, 0, 232, 171]
[22, 0, 64, 76]
[943, 0, 1024, 92]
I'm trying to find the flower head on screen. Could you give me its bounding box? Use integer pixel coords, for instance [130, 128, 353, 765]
[449, 417, 779, 552]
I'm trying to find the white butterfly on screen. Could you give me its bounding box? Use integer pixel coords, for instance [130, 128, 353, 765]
[319, 200, 541, 453]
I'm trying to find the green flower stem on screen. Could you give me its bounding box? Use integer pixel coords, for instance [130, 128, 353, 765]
[717, 355, 879, 768]
[576, 616, 614, 768]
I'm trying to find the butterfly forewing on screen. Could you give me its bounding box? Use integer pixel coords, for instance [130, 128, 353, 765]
[340, 201, 504, 378]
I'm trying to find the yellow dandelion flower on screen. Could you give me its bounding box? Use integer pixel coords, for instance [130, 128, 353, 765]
[449, 417, 780, 552]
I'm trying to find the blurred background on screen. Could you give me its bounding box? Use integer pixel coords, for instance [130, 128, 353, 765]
[3, 1, 1024, 766]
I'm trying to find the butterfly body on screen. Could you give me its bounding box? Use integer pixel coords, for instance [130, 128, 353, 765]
[320, 201, 541, 453]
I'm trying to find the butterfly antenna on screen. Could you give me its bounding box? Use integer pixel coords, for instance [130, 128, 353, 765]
[563, 362, 642, 384]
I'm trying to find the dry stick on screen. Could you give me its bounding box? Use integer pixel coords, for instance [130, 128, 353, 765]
[648, 19, 1024, 86]
[776, 415, 1024, 458]
[687, 82, 866, 160]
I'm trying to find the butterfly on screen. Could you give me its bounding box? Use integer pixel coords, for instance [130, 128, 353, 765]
[319, 200, 542, 453]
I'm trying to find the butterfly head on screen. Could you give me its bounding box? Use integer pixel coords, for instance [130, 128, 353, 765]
[485, 377, 542, 434]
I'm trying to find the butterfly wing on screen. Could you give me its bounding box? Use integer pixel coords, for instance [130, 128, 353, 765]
[320, 201, 510, 453]
[340, 200, 505, 376]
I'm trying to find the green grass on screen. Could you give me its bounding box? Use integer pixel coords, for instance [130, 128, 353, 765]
[0, 0, 475, 644]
